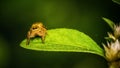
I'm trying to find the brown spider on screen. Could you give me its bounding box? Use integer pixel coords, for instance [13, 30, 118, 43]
[26, 22, 47, 45]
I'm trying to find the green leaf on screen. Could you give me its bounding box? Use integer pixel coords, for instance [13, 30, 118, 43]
[20, 28, 104, 57]
[112, 0, 120, 5]
[102, 17, 115, 30]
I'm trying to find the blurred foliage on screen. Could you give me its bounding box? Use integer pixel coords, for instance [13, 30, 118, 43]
[0, 0, 120, 68]
[0, 35, 10, 68]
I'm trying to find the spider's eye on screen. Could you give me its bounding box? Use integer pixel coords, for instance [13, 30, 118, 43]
[32, 27, 38, 30]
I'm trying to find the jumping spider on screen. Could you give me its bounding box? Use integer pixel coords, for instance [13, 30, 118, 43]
[26, 22, 47, 45]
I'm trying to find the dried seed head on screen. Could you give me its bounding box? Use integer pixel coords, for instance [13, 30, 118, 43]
[103, 40, 120, 61]
[114, 25, 120, 39]
[107, 32, 116, 41]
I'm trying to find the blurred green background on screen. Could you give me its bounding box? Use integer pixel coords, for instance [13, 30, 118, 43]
[0, 0, 120, 68]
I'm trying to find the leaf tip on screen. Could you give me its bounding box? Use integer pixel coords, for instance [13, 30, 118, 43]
[112, 0, 120, 5]
[102, 17, 115, 30]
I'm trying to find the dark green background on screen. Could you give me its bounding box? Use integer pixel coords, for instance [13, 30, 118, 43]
[0, 0, 120, 68]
